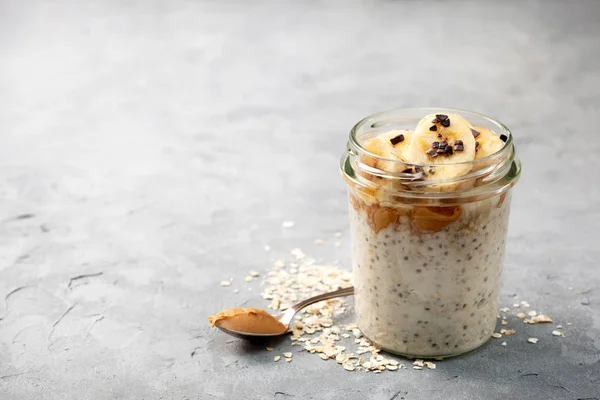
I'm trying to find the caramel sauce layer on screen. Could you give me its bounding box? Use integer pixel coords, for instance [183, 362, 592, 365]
[350, 193, 401, 234]
[410, 205, 462, 233]
[350, 192, 464, 234]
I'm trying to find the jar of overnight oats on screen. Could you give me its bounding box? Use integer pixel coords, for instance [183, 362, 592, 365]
[340, 107, 521, 359]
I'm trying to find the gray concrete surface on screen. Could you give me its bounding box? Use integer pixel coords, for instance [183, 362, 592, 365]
[0, 0, 599, 399]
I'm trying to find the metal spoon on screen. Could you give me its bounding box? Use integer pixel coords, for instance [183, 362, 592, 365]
[216, 286, 354, 340]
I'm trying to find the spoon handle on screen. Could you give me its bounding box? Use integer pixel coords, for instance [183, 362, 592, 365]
[292, 286, 354, 312]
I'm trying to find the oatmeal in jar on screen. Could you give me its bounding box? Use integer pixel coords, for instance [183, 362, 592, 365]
[340, 108, 521, 358]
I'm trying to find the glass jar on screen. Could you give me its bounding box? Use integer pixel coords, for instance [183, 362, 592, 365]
[340, 107, 521, 358]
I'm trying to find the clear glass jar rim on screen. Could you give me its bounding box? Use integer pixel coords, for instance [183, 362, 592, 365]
[340, 107, 522, 203]
[348, 106, 514, 168]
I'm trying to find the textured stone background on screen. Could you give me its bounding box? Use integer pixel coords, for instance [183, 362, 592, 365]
[0, 0, 599, 399]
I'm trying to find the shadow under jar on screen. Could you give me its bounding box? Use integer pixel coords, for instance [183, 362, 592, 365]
[340, 107, 521, 359]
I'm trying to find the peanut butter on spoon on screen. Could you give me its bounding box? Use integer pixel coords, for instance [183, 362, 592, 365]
[208, 308, 288, 335]
[208, 287, 354, 339]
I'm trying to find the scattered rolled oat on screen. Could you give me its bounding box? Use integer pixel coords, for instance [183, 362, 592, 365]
[257, 248, 423, 374]
[283, 352, 293, 358]
[501, 319, 508, 326]
[233, 289, 239, 293]
[500, 307, 510, 313]
[491, 333, 502, 338]
[244, 276, 254, 283]
[274, 356, 281, 362]
[525, 314, 553, 324]
[220, 281, 231, 287]
[527, 338, 539, 344]
[501, 329, 516, 336]
[249, 271, 260, 277]
[334, 232, 343, 238]
[282, 221, 295, 228]
[552, 330, 564, 337]
[501, 342, 507, 346]
[314, 239, 324, 245]
[286, 358, 292, 363]
[527, 310, 538, 317]
[425, 362, 436, 370]
[556, 325, 563, 329]
[290, 248, 306, 260]
[334, 241, 342, 247]
[517, 313, 526, 319]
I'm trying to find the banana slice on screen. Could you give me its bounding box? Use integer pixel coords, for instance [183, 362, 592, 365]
[359, 130, 412, 172]
[405, 113, 476, 179]
[356, 130, 412, 200]
[377, 129, 413, 162]
[471, 126, 505, 159]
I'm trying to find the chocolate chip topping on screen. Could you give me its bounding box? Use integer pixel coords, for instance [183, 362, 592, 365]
[432, 114, 451, 127]
[437, 133, 442, 138]
[453, 139, 464, 152]
[426, 148, 438, 158]
[471, 128, 480, 138]
[499, 134, 508, 142]
[429, 125, 437, 131]
[427, 137, 466, 157]
[390, 134, 405, 145]
[402, 168, 414, 174]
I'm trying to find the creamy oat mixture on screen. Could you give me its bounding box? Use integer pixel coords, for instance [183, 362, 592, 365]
[350, 195, 511, 357]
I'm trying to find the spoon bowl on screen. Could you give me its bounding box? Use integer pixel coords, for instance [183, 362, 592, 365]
[215, 286, 354, 340]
